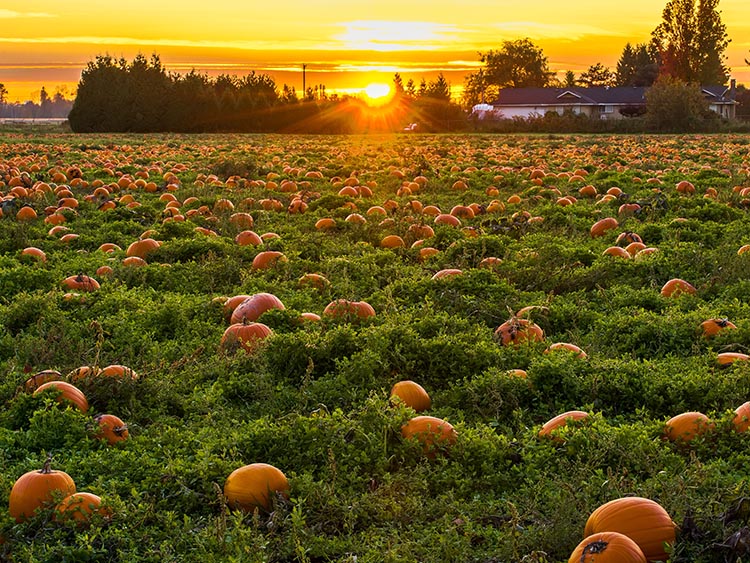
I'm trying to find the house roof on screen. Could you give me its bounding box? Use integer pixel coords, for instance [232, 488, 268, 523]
[490, 85, 734, 107]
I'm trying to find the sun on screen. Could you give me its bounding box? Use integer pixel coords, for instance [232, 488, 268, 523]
[363, 82, 392, 106]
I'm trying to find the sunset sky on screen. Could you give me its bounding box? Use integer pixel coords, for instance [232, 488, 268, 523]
[1, 0, 749, 103]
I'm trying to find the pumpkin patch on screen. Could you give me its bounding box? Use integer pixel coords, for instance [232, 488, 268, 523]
[1, 132, 750, 561]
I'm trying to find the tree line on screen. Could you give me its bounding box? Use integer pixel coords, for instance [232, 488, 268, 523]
[0, 85, 73, 119]
[67, 54, 466, 133]
[461, 0, 732, 108]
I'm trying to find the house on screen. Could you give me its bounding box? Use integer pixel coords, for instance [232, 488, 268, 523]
[474, 81, 736, 120]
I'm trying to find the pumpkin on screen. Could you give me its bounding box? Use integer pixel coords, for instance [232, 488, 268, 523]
[298, 273, 330, 290]
[602, 246, 630, 259]
[616, 231, 643, 245]
[390, 381, 431, 412]
[478, 256, 502, 269]
[9, 456, 77, 522]
[234, 230, 263, 246]
[434, 213, 461, 227]
[739, 244, 750, 255]
[717, 352, 749, 366]
[55, 492, 110, 524]
[67, 365, 102, 382]
[220, 322, 273, 354]
[431, 268, 463, 280]
[100, 364, 139, 380]
[539, 410, 589, 439]
[590, 217, 618, 238]
[569, 531, 647, 563]
[24, 369, 62, 392]
[664, 412, 713, 443]
[545, 342, 588, 359]
[401, 415, 457, 458]
[230, 293, 285, 324]
[299, 312, 322, 323]
[93, 414, 129, 445]
[700, 318, 737, 338]
[732, 402, 750, 433]
[16, 205, 38, 221]
[33, 381, 89, 412]
[381, 235, 405, 248]
[21, 247, 47, 262]
[660, 278, 696, 298]
[224, 463, 289, 513]
[251, 251, 287, 270]
[584, 497, 676, 562]
[126, 237, 160, 259]
[220, 294, 250, 322]
[494, 317, 545, 346]
[62, 274, 100, 292]
[322, 299, 376, 321]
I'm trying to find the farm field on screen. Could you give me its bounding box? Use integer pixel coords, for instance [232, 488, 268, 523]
[1, 132, 750, 562]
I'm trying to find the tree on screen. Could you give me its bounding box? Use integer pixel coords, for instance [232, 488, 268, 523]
[616, 43, 660, 86]
[0, 83, 8, 105]
[651, 0, 730, 84]
[645, 75, 712, 131]
[577, 63, 616, 87]
[563, 71, 577, 88]
[478, 38, 553, 89]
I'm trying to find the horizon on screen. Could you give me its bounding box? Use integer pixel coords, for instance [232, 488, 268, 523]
[1, 1, 749, 104]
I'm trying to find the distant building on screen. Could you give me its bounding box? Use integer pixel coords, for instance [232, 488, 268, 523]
[474, 82, 737, 120]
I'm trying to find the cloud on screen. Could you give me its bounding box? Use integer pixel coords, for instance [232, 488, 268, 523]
[0, 10, 54, 18]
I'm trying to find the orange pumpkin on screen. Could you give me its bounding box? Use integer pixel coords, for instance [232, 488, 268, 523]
[664, 412, 713, 443]
[322, 299, 376, 321]
[718, 352, 750, 366]
[494, 317, 545, 346]
[590, 217, 619, 238]
[538, 410, 589, 439]
[100, 364, 139, 380]
[431, 268, 463, 280]
[62, 274, 100, 292]
[224, 463, 289, 513]
[545, 342, 588, 359]
[20, 247, 47, 262]
[660, 278, 696, 298]
[24, 369, 62, 392]
[222, 294, 252, 322]
[390, 381, 431, 412]
[33, 381, 89, 412]
[700, 318, 737, 338]
[381, 235, 405, 248]
[251, 251, 287, 270]
[230, 293, 285, 324]
[55, 492, 110, 524]
[569, 531, 647, 563]
[126, 237, 160, 259]
[584, 497, 676, 562]
[602, 246, 630, 259]
[9, 457, 77, 522]
[234, 230, 263, 246]
[401, 415, 457, 458]
[298, 273, 330, 290]
[732, 402, 750, 433]
[220, 322, 273, 354]
[93, 414, 129, 445]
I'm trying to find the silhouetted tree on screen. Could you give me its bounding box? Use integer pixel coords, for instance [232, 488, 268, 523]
[616, 43, 660, 86]
[651, 0, 730, 84]
[578, 63, 616, 87]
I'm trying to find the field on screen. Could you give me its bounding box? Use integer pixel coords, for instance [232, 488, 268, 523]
[1, 132, 750, 562]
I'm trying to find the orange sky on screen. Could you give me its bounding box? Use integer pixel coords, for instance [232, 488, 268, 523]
[0, 1, 748, 103]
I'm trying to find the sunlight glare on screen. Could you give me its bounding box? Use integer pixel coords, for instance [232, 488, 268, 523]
[365, 82, 391, 100]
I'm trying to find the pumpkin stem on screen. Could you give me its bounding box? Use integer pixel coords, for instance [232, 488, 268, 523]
[114, 425, 128, 436]
[40, 452, 53, 474]
[580, 540, 608, 562]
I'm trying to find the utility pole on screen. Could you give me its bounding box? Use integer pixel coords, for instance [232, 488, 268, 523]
[302, 64, 306, 101]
